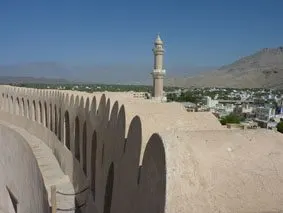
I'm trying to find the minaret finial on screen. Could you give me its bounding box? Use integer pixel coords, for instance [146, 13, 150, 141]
[155, 33, 163, 45]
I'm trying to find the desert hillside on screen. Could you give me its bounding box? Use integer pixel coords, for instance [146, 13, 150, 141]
[166, 47, 283, 88]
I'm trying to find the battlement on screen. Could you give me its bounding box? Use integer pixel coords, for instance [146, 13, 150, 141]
[0, 85, 167, 213]
[1, 85, 283, 213]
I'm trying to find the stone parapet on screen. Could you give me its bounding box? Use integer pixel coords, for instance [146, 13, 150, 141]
[1, 85, 283, 212]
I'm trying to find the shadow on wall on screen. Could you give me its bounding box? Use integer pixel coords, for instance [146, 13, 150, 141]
[0, 86, 167, 213]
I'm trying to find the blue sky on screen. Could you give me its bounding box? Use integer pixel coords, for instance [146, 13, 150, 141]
[0, 0, 283, 68]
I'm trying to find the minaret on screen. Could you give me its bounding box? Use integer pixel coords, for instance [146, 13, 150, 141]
[152, 34, 166, 99]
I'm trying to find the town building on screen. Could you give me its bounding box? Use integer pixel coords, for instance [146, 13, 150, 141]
[254, 106, 276, 128]
[204, 96, 219, 108]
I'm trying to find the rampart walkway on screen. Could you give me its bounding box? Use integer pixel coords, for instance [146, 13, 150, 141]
[0, 120, 75, 213]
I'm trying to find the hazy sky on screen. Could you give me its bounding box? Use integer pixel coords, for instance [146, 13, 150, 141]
[0, 0, 283, 67]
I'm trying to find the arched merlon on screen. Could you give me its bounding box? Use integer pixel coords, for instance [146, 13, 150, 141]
[134, 133, 166, 213]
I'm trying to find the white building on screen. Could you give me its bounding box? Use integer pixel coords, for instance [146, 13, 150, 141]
[235, 104, 253, 114]
[254, 107, 275, 122]
[180, 102, 197, 112]
[132, 92, 149, 99]
[242, 104, 253, 114]
[205, 96, 219, 108]
[213, 103, 235, 118]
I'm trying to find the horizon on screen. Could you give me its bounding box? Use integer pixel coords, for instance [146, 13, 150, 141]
[0, 0, 283, 82]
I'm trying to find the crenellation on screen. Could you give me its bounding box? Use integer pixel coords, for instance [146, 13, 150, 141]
[90, 96, 97, 115]
[84, 97, 90, 112]
[111, 115, 142, 213]
[112, 105, 126, 163]
[105, 98, 111, 121]
[104, 101, 120, 165]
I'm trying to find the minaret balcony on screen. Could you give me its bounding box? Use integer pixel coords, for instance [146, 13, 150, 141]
[152, 69, 166, 77]
[152, 48, 165, 54]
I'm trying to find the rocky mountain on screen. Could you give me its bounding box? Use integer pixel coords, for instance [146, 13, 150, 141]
[166, 47, 283, 88]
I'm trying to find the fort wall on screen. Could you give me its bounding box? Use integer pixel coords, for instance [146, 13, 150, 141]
[0, 85, 166, 213]
[2, 85, 283, 212]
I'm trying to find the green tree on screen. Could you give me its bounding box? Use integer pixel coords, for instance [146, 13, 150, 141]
[166, 93, 177, 102]
[220, 113, 244, 125]
[277, 121, 283, 133]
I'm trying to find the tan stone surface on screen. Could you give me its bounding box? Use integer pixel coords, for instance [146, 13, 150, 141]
[163, 128, 283, 212]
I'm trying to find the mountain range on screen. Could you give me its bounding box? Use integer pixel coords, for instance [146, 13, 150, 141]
[166, 47, 283, 88]
[0, 62, 213, 85]
[1, 47, 283, 88]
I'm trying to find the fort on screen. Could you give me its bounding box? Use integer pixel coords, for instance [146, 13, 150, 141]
[1, 36, 283, 213]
